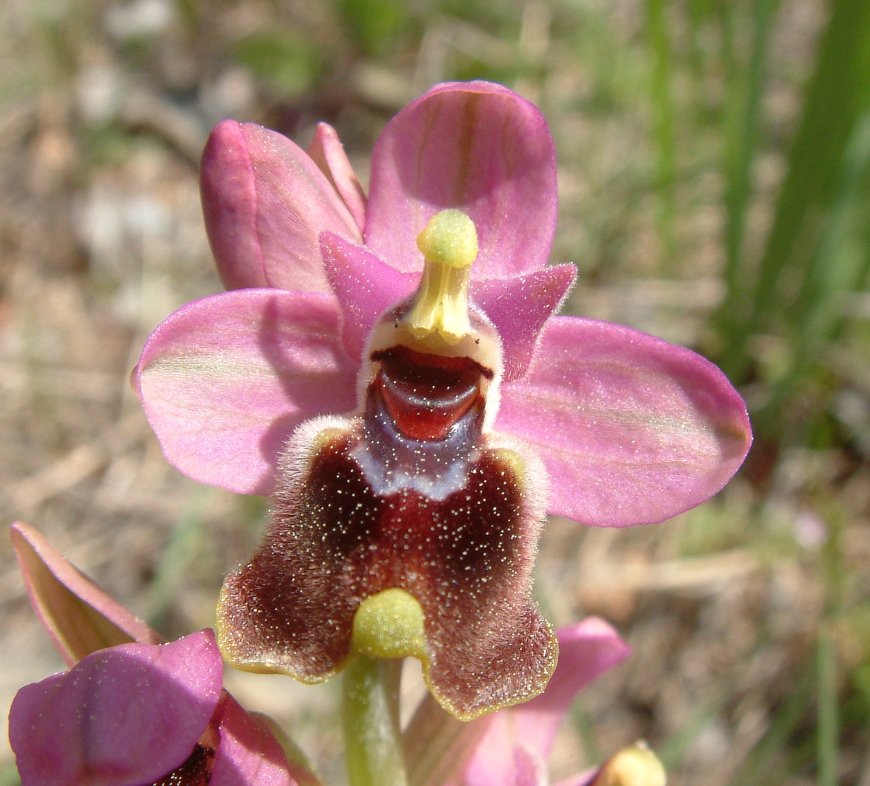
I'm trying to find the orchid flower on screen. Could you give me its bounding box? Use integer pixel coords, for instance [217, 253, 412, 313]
[7, 522, 313, 786]
[133, 81, 752, 720]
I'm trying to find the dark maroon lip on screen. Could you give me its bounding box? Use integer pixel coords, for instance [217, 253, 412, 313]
[219, 424, 553, 719]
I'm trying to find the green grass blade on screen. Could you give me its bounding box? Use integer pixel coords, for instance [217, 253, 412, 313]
[791, 110, 870, 340]
[731, 659, 816, 785]
[723, 0, 870, 381]
[645, 0, 677, 269]
[817, 624, 840, 786]
[719, 0, 780, 342]
[760, 111, 870, 423]
[685, 0, 716, 80]
[144, 490, 210, 631]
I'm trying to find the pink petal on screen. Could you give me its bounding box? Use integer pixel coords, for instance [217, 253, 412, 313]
[510, 619, 631, 756]
[210, 695, 299, 786]
[320, 231, 417, 363]
[366, 81, 557, 279]
[307, 122, 367, 233]
[472, 264, 576, 381]
[133, 289, 357, 495]
[10, 523, 159, 666]
[497, 317, 753, 526]
[462, 619, 629, 786]
[512, 747, 546, 786]
[201, 120, 360, 292]
[9, 631, 223, 786]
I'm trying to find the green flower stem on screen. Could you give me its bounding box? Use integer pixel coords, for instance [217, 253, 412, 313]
[342, 655, 408, 786]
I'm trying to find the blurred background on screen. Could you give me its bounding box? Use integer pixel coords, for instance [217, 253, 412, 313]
[1, 0, 868, 784]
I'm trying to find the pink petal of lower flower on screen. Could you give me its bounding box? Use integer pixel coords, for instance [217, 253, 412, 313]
[472, 264, 576, 381]
[133, 289, 357, 495]
[512, 747, 546, 786]
[509, 618, 631, 760]
[10, 522, 159, 667]
[9, 631, 223, 786]
[366, 81, 557, 279]
[308, 122, 367, 233]
[462, 619, 629, 786]
[210, 695, 298, 786]
[201, 120, 360, 292]
[320, 231, 418, 363]
[497, 316, 752, 526]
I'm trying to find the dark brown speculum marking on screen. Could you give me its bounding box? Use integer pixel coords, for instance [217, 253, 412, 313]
[219, 345, 555, 718]
[152, 743, 215, 785]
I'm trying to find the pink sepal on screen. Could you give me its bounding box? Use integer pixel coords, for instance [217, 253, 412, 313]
[320, 231, 416, 363]
[201, 120, 360, 292]
[366, 81, 558, 278]
[472, 264, 575, 380]
[133, 289, 357, 495]
[10, 522, 158, 666]
[307, 122, 367, 233]
[512, 747, 547, 786]
[211, 694, 300, 786]
[498, 316, 753, 526]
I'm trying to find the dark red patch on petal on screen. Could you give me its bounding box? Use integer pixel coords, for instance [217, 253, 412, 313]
[371, 346, 492, 440]
[219, 426, 555, 718]
[152, 743, 215, 785]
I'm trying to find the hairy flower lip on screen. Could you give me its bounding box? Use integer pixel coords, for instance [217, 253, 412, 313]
[217, 418, 557, 720]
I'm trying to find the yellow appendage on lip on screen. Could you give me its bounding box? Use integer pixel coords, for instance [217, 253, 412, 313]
[351, 588, 427, 661]
[406, 209, 478, 345]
